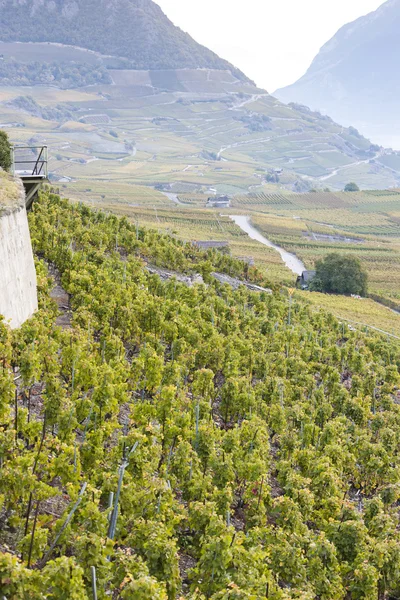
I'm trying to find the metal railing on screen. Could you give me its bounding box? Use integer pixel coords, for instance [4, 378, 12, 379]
[11, 145, 48, 178]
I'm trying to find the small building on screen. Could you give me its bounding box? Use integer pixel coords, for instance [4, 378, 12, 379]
[207, 195, 230, 208]
[297, 270, 316, 289]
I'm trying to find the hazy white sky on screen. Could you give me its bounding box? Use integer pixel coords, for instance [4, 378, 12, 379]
[156, 0, 386, 91]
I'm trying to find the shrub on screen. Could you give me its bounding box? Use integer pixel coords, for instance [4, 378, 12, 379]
[344, 182, 360, 192]
[0, 130, 12, 172]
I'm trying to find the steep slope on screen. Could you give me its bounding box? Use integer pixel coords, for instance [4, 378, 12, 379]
[2, 191, 400, 598]
[0, 0, 249, 80]
[274, 0, 400, 143]
[5, 76, 400, 193]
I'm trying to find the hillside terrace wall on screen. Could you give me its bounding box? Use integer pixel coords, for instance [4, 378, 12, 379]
[0, 171, 37, 328]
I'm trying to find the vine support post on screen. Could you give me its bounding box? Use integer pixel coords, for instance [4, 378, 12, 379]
[195, 402, 200, 449]
[27, 500, 40, 569]
[40, 481, 88, 566]
[91, 566, 98, 600]
[257, 475, 265, 511]
[107, 492, 114, 522]
[14, 385, 18, 445]
[108, 442, 139, 541]
[288, 288, 295, 326]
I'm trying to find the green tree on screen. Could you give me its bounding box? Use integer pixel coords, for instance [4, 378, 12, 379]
[344, 182, 360, 192]
[0, 130, 12, 172]
[311, 253, 368, 296]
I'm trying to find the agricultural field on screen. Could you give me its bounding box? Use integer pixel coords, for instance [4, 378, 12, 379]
[50, 177, 400, 322]
[2, 61, 400, 200]
[0, 58, 399, 327]
[66, 186, 400, 331]
[3, 192, 400, 599]
[231, 190, 400, 306]
[91, 201, 294, 284]
[300, 291, 400, 338]
[3, 35, 400, 600]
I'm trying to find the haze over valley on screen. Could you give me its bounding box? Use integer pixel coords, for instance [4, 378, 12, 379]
[276, 0, 400, 148]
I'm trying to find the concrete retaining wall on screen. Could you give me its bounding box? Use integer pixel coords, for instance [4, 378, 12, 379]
[0, 176, 38, 329]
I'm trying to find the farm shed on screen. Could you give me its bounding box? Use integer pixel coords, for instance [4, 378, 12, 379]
[297, 270, 316, 289]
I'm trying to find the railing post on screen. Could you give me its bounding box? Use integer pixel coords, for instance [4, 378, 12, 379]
[10, 145, 48, 179]
[44, 146, 48, 178]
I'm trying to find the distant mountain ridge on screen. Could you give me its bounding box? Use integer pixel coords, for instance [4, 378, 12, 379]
[0, 0, 250, 81]
[274, 0, 400, 143]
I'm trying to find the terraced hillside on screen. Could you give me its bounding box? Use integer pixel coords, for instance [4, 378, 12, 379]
[2, 64, 400, 196]
[82, 184, 400, 314]
[63, 183, 400, 320]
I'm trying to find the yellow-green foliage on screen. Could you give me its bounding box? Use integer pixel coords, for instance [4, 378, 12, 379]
[1, 191, 400, 599]
[301, 291, 400, 338]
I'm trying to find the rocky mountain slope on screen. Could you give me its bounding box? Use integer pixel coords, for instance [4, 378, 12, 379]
[0, 0, 249, 79]
[274, 0, 400, 144]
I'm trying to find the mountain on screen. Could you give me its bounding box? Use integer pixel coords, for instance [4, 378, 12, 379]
[274, 0, 400, 145]
[0, 0, 249, 80]
[2, 0, 400, 191]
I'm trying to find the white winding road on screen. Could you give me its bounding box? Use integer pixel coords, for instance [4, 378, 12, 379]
[230, 215, 306, 276]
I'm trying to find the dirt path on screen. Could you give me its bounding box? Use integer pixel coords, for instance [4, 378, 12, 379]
[229, 93, 269, 111]
[48, 263, 72, 329]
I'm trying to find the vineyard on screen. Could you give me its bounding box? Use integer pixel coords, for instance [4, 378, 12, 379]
[90, 204, 293, 284]
[92, 206, 248, 239]
[1, 191, 400, 598]
[232, 189, 400, 217]
[233, 193, 293, 207]
[232, 188, 400, 305]
[177, 194, 209, 208]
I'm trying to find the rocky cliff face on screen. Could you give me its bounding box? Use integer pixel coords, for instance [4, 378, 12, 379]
[0, 173, 37, 328]
[274, 0, 400, 143]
